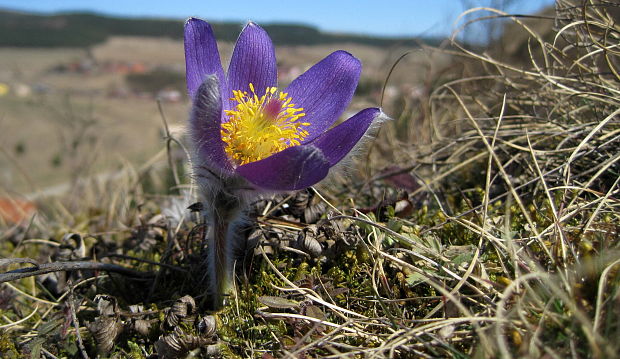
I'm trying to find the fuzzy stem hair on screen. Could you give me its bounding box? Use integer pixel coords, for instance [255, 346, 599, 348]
[201, 184, 245, 309]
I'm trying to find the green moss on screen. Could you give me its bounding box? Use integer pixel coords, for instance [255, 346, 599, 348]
[0, 332, 19, 358]
[126, 341, 146, 359]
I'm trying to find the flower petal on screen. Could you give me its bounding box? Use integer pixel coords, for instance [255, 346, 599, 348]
[236, 145, 329, 191]
[284, 50, 361, 141]
[227, 22, 277, 98]
[190, 75, 234, 173]
[184, 18, 226, 100]
[310, 108, 381, 166]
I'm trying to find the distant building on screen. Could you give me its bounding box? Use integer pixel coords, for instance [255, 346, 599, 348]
[157, 89, 182, 103]
[14, 83, 32, 97]
[0, 197, 36, 224]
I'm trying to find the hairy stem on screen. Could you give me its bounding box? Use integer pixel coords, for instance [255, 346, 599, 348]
[204, 187, 244, 310]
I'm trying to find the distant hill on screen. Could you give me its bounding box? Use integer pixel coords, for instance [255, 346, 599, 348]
[0, 9, 437, 48]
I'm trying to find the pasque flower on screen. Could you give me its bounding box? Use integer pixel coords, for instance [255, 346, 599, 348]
[184, 18, 385, 308]
[185, 18, 384, 191]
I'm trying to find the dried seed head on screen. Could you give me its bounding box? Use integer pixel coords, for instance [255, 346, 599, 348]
[155, 329, 186, 359]
[197, 315, 217, 337]
[155, 327, 214, 358]
[89, 295, 122, 354]
[156, 295, 217, 358]
[165, 295, 197, 329]
[59, 232, 86, 260]
[296, 225, 323, 258]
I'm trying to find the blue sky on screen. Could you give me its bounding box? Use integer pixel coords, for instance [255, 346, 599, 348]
[0, 0, 554, 38]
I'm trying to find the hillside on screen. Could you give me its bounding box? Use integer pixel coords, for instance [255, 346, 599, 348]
[0, 9, 438, 48]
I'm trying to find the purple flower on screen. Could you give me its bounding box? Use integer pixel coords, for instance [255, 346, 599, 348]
[185, 18, 383, 191]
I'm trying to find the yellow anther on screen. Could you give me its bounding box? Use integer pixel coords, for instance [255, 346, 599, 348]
[221, 83, 310, 165]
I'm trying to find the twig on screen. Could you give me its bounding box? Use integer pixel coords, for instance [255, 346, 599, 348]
[101, 253, 188, 273]
[380, 51, 412, 107]
[41, 348, 59, 359]
[0, 260, 154, 283]
[67, 284, 89, 359]
[157, 99, 182, 190]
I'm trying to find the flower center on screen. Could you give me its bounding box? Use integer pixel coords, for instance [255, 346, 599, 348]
[221, 83, 310, 165]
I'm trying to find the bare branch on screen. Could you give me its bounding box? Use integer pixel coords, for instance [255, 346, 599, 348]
[0, 260, 154, 283]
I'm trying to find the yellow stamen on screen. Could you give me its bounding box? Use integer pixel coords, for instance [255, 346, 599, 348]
[221, 83, 310, 165]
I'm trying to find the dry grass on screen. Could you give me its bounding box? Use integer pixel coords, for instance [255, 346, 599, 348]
[1, 1, 619, 358]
